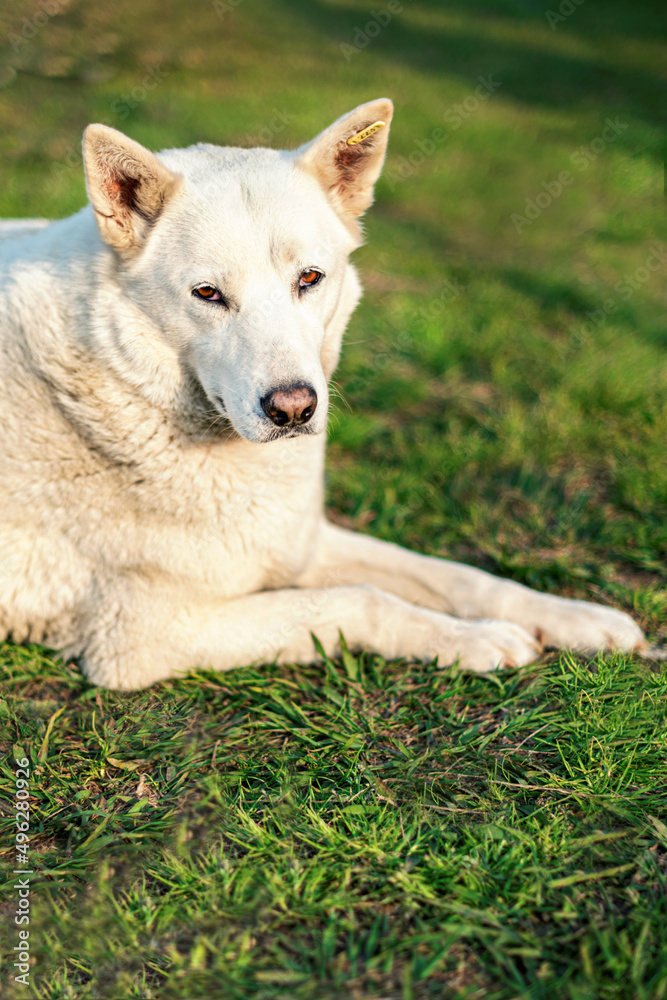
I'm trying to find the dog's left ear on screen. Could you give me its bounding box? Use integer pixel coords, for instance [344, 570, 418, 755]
[294, 98, 393, 232]
[82, 124, 180, 257]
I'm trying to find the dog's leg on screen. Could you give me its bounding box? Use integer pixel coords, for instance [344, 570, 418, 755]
[297, 522, 647, 656]
[77, 582, 541, 690]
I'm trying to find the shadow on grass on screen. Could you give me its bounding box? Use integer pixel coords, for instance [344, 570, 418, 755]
[277, 0, 666, 154]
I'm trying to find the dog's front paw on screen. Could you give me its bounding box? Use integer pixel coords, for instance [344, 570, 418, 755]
[526, 595, 646, 656]
[437, 619, 542, 673]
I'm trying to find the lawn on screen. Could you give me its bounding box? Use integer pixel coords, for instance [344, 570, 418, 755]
[0, 0, 666, 997]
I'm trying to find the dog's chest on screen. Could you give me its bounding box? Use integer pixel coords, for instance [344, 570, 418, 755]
[113, 433, 326, 597]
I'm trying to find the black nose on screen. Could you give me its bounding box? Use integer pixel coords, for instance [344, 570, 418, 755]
[261, 384, 318, 427]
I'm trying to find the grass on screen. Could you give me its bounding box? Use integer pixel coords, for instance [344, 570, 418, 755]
[2, 648, 667, 998]
[0, 0, 666, 996]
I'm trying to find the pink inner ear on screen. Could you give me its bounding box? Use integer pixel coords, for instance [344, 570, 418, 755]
[334, 128, 377, 187]
[103, 171, 142, 217]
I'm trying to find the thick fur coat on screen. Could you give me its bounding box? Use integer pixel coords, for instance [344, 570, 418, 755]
[0, 100, 648, 689]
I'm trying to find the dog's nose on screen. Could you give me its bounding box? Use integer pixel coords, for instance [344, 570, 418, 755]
[260, 384, 318, 427]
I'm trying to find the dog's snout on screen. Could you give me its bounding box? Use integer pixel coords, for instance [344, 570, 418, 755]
[261, 385, 318, 427]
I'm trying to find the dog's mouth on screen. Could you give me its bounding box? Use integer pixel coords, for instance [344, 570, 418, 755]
[266, 424, 317, 441]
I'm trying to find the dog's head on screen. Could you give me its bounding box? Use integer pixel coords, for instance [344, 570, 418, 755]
[82, 100, 393, 443]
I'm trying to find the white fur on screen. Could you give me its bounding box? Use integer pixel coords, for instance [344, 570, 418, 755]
[0, 100, 648, 689]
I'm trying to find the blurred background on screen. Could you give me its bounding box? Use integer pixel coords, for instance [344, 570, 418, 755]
[0, 0, 665, 623]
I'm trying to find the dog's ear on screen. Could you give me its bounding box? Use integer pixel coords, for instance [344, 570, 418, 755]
[82, 124, 180, 256]
[294, 98, 393, 233]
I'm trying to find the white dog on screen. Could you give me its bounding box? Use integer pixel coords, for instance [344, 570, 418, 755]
[0, 99, 649, 690]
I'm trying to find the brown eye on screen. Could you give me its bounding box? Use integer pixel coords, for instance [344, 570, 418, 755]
[193, 285, 224, 303]
[299, 269, 323, 290]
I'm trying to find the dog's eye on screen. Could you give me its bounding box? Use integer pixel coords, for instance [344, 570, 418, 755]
[299, 269, 323, 290]
[193, 285, 225, 303]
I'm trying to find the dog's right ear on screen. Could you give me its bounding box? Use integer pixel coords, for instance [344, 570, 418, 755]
[294, 98, 393, 237]
[82, 124, 180, 257]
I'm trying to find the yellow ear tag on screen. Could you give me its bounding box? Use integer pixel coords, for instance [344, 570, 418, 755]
[347, 121, 386, 145]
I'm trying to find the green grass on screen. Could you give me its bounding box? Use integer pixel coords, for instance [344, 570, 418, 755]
[1, 0, 666, 996]
[2, 648, 667, 998]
